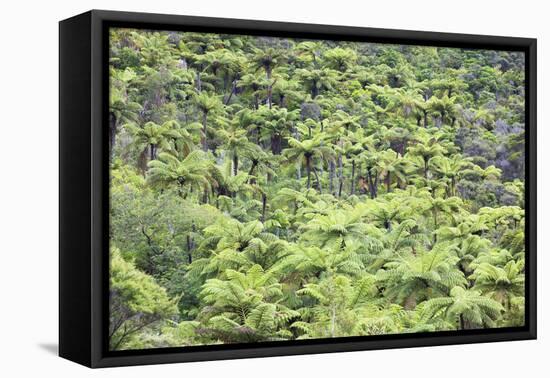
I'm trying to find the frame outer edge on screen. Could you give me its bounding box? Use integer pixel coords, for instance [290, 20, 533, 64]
[79, 9, 537, 368]
[59, 11, 94, 368]
[90, 9, 106, 368]
[528, 38, 537, 339]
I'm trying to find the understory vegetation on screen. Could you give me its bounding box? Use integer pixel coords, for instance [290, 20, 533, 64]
[108, 28, 526, 350]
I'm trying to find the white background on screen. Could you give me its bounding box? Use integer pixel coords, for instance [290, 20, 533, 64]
[0, 0, 547, 376]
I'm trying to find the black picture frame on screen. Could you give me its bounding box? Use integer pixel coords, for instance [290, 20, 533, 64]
[59, 9, 537, 368]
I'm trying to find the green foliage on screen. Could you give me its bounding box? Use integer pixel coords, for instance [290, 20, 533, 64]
[198, 265, 298, 342]
[108, 28, 526, 350]
[148, 150, 217, 195]
[420, 286, 504, 329]
[109, 248, 178, 350]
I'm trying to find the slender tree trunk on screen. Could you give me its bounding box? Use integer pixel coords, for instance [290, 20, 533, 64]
[459, 314, 466, 330]
[224, 79, 237, 105]
[177, 181, 186, 197]
[367, 168, 373, 199]
[306, 156, 311, 189]
[196, 72, 202, 92]
[292, 124, 303, 179]
[222, 72, 228, 92]
[367, 168, 377, 199]
[279, 94, 286, 108]
[150, 144, 156, 161]
[248, 160, 258, 184]
[189, 223, 197, 263]
[451, 177, 456, 197]
[233, 153, 239, 176]
[202, 111, 208, 151]
[350, 159, 356, 195]
[251, 125, 259, 145]
[329, 161, 335, 194]
[312, 80, 319, 99]
[266, 67, 273, 109]
[109, 112, 117, 161]
[356, 162, 362, 193]
[261, 193, 267, 222]
[423, 109, 428, 127]
[337, 144, 343, 197]
[271, 134, 282, 154]
[386, 172, 391, 192]
[313, 166, 322, 193]
[186, 234, 194, 264]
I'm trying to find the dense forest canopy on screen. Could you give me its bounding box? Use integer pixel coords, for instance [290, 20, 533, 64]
[108, 28, 526, 350]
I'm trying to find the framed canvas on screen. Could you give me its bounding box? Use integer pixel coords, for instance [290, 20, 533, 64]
[59, 9, 537, 368]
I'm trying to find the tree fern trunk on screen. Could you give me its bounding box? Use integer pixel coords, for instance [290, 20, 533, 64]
[177, 181, 185, 198]
[350, 159, 355, 195]
[261, 193, 267, 222]
[329, 161, 335, 194]
[312, 80, 319, 99]
[433, 209, 438, 244]
[233, 154, 239, 176]
[271, 134, 282, 154]
[186, 234, 194, 264]
[138, 149, 148, 176]
[367, 168, 377, 199]
[248, 160, 258, 184]
[266, 67, 273, 109]
[337, 148, 343, 197]
[109, 112, 117, 161]
[196, 72, 202, 92]
[313, 167, 322, 193]
[451, 177, 456, 197]
[202, 111, 208, 151]
[224, 79, 236, 105]
[306, 156, 311, 189]
[423, 109, 428, 127]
